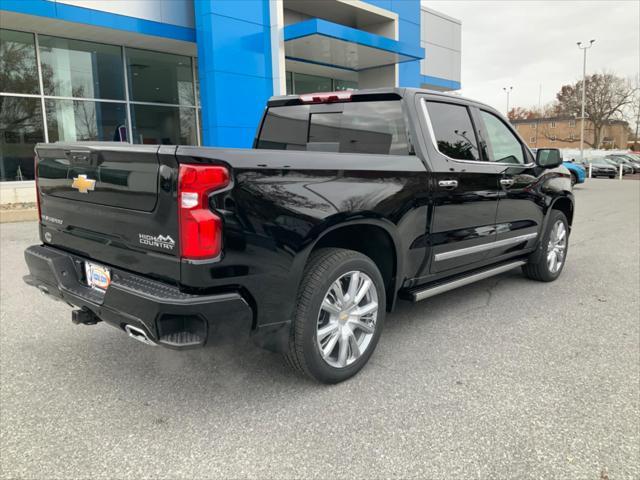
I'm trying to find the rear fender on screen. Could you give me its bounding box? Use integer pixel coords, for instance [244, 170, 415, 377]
[290, 216, 404, 310]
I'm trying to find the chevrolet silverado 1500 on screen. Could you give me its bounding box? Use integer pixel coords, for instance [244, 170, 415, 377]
[24, 88, 574, 383]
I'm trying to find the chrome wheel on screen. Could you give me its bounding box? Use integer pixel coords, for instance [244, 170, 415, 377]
[316, 270, 378, 368]
[547, 220, 567, 273]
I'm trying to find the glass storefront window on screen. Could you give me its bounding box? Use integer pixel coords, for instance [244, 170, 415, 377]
[0, 29, 201, 182]
[126, 48, 194, 105]
[286, 71, 293, 95]
[0, 29, 39, 95]
[292, 73, 332, 95]
[0, 96, 44, 181]
[285, 71, 359, 95]
[335, 79, 358, 91]
[130, 104, 196, 145]
[38, 35, 125, 100]
[45, 99, 128, 143]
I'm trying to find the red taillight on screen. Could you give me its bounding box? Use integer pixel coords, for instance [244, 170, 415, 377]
[178, 164, 229, 259]
[299, 91, 352, 104]
[34, 154, 41, 220]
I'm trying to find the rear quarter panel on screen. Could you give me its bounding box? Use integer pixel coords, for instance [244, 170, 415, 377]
[176, 147, 429, 330]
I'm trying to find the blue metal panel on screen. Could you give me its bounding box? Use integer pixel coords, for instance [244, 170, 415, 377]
[204, 15, 272, 78]
[0, 0, 195, 42]
[363, 0, 424, 87]
[207, 127, 259, 149]
[390, 0, 420, 23]
[199, 0, 269, 26]
[195, 0, 274, 148]
[363, 0, 393, 11]
[284, 19, 424, 61]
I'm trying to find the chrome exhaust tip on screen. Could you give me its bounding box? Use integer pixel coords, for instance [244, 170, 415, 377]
[124, 324, 157, 346]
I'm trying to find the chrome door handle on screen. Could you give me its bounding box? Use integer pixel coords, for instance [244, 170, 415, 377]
[438, 180, 458, 189]
[500, 178, 514, 187]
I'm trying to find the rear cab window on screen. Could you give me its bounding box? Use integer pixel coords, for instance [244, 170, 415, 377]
[256, 100, 411, 155]
[424, 101, 482, 161]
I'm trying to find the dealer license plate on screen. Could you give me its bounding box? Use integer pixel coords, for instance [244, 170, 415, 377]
[84, 262, 111, 290]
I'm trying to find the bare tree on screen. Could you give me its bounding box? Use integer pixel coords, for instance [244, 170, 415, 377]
[627, 79, 640, 150]
[554, 72, 636, 148]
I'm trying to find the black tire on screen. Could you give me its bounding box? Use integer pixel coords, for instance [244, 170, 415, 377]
[609, 175, 615, 179]
[570, 172, 577, 186]
[284, 248, 386, 384]
[522, 210, 569, 282]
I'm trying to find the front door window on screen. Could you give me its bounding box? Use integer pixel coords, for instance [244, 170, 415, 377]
[479, 111, 525, 164]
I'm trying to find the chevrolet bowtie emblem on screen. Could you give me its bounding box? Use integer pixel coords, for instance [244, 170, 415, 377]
[71, 174, 96, 193]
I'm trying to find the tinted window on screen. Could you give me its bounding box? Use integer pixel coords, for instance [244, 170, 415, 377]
[0, 96, 44, 181]
[0, 29, 39, 94]
[257, 101, 409, 155]
[45, 99, 127, 142]
[130, 104, 196, 145]
[480, 111, 524, 164]
[38, 35, 124, 99]
[426, 101, 480, 161]
[126, 48, 194, 105]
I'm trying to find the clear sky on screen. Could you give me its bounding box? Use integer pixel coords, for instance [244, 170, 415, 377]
[424, 0, 640, 114]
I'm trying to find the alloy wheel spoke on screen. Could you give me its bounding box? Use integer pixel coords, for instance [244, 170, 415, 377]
[347, 329, 361, 359]
[548, 251, 557, 272]
[317, 322, 339, 342]
[345, 271, 360, 306]
[348, 318, 375, 334]
[352, 301, 378, 317]
[321, 331, 340, 358]
[331, 281, 345, 307]
[352, 278, 372, 306]
[557, 224, 566, 241]
[321, 299, 341, 316]
[337, 333, 349, 367]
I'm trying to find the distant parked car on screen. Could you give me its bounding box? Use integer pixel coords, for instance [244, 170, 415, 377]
[563, 160, 586, 185]
[587, 158, 617, 178]
[609, 154, 640, 173]
[606, 155, 638, 174]
[604, 156, 633, 175]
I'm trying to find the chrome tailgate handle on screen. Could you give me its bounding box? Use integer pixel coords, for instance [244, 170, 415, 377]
[438, 180, 458, 189]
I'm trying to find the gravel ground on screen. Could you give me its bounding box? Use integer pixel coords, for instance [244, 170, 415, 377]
[1, 179, 638, 479]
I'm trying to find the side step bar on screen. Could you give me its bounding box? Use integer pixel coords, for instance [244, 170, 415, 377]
[409, 260, 527, 302]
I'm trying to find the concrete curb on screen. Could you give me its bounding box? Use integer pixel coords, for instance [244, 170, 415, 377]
[0, 209, 38, 223]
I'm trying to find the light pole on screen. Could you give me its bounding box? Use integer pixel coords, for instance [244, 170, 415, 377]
[503, 86, 513, 115]
[577, 39, 595, 162]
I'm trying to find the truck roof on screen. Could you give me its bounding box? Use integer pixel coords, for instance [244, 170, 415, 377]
[267, 87, 495, 112]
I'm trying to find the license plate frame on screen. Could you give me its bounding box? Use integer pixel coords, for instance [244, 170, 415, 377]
[84, 262, 111, 290]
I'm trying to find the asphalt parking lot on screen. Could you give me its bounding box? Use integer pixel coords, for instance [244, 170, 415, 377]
[1, 179, 638, 479]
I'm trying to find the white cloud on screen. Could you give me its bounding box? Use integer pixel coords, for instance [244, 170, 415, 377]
[423, 0, 640, 114]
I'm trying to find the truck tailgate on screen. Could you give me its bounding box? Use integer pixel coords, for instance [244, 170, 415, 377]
[35, 143, 182, 284]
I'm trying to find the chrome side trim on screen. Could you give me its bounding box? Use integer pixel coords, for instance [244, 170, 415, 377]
[412, 260, 527, 302]
[434, 232, 538, 262]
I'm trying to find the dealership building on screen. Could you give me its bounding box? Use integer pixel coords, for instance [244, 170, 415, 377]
[0, 0, 461, 201]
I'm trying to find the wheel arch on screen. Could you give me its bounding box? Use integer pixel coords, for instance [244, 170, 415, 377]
[550, 195, 574, 226]
[298, 219, 403, 311]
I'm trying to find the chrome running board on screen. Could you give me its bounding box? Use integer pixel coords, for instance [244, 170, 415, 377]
[410, 260, 527, 302]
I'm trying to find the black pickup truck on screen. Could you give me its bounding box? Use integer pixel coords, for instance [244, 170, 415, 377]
[24, 88, 573, 383]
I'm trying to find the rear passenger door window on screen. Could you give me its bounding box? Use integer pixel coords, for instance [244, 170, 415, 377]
[425, 101, 482, 161]
[479, 111, 525, 164]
